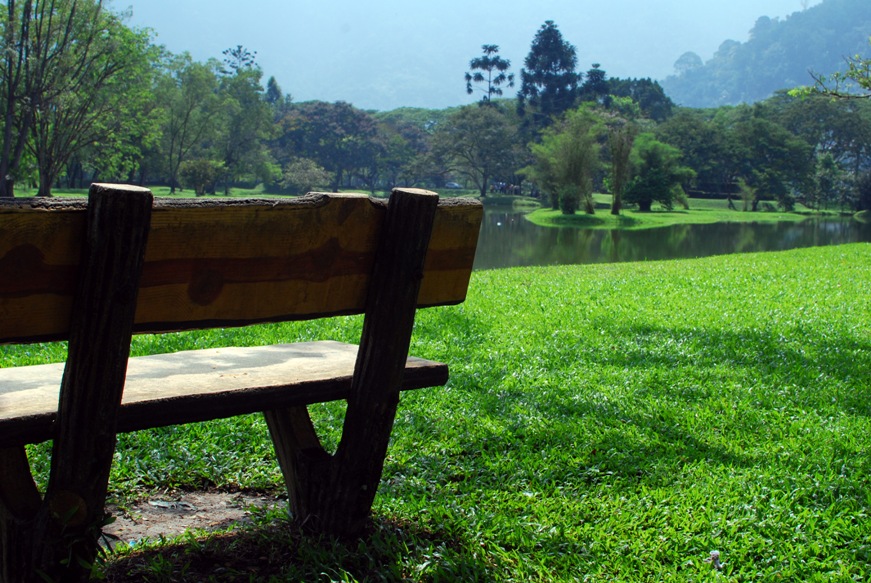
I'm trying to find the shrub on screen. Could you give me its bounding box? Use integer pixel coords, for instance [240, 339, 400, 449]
[179, 159, 225, 196]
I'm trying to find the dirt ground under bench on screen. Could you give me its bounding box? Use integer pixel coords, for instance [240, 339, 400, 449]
[104, 491, 281, 546]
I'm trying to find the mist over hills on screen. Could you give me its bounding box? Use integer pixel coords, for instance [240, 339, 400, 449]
[128, 0, 825, 112]
[661, 0, 871, 107]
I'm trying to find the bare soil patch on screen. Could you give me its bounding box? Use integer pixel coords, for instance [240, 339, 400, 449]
[104, 490, 281, 546]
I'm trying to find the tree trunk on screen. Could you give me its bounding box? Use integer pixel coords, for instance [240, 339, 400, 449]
[36, 172, 53, 197]
[0, 178, 14, 198]
[611, 198, 622, 215]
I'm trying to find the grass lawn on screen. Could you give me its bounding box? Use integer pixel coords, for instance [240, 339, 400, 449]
[5, 243, 870, 580]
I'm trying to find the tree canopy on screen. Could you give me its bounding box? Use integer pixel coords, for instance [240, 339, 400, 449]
[431, 104, 520, 197]
[803, 38, 871, 99]
[527, 106, 601, 213]
[625, 133, 694, 212]
[465, 45, 514, 105]
[517, 21, 580, 124]
[0, 0, 156, 196]
[0, 0, 866, 219]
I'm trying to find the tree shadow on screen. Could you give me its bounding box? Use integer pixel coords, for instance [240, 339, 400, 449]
[440, 318, 871, 494]
[101, 510, 495, 582]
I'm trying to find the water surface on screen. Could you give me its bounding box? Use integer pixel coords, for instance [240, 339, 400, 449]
[473, 209, 871, 270]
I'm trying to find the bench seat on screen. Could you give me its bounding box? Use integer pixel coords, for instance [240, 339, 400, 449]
[0, 340, 447, 448]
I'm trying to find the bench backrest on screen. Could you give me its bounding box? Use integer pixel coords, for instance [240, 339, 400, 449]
[0, 191, 482, 344]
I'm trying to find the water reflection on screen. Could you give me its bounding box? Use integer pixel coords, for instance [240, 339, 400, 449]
[473, 208, 871, 270]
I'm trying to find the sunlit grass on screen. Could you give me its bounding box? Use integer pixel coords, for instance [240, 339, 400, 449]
[7, 243, 871, 581]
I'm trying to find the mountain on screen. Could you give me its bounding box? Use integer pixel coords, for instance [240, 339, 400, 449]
[661, 0, 871, 107]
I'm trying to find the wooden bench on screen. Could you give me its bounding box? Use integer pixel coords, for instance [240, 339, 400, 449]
[0, 184, 482, 582]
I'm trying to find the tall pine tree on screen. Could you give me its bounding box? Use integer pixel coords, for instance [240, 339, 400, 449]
[517, 21, 580, 126]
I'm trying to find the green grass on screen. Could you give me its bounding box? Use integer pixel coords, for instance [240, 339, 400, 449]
[6, 244, 871, 581]
[527, 195, 825, 231]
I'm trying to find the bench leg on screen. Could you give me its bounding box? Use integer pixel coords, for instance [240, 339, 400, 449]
[263, 406, 331, 525]
[0, 447, 43, 583]
[0, 185, 153, 582]
[266, 188, 440, 538]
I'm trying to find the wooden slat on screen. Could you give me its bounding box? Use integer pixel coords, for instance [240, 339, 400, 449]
[419, 197, 483, 307]
[0, 193, 482, 344]
[0, 341, 447, 448]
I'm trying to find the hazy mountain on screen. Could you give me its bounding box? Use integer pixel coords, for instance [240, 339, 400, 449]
[661, 0, 871, 108]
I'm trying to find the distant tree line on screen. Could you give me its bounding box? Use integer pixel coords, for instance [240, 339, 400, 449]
[1, 1, 869, 216]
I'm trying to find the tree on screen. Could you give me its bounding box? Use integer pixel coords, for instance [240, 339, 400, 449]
[803, 37, 871, 99]
[766, 92, 871, 209]
[369, 116, 430, 189]
[607, 121, 637, 215]
[265, 76, 283, 105]
[465, 44, 514, 105]
[527, 106, 601, 214]
[517, 21, 580, 125]
[857, 170, 871, 211]
[608, 77, 674, 122]
[179, 158, 224, 195]
[728, 105, 813, 211]
[0, 0, 35, 196]
[281, 157, 330, 194]
[808, 152, 849, 210]
[72, 81, 163, 187]
[371, 107, 452, 188]
[156, 55, 221, 193]
[625, 133, 694, 212]
[280, 101, 378, 192]
[214, 55, 276, 193]
[0, 0, 153, 196]
[28, 11, 156, 197]
[657, 108, 743, 200]
[579, 63, 608, 104]
[768, 92, 871, 171]
[221, 44, 257, 74]
[431, 104, 520, 197]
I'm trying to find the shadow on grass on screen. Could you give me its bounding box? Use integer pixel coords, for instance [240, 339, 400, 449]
[101, 510, 494, 582]
[584, 321, 871, 417]
[431, 318, 871, 494]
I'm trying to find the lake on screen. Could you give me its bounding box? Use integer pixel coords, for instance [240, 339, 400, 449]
[473, 208, 871, 270]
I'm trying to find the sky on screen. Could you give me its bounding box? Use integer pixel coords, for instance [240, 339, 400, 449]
[122, 0, 823, 112]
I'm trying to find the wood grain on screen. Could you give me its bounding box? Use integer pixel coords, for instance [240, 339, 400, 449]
[0, 193, 482, 343]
